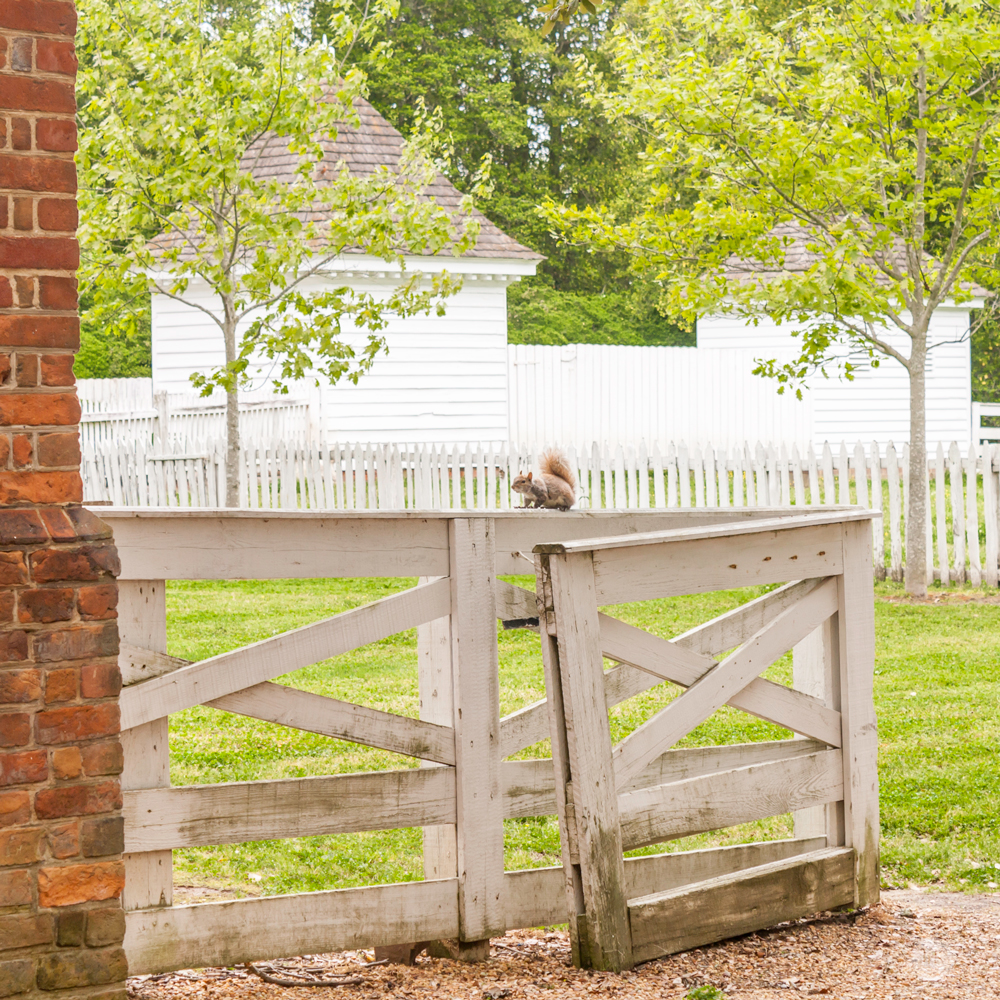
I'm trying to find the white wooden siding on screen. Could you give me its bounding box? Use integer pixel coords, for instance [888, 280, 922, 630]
[151, 264, 530, 445]
[696, 309, 972, 448]
[151, 275, 971, 450]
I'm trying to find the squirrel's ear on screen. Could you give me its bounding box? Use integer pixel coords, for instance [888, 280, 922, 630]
[527, 472, 533, 481]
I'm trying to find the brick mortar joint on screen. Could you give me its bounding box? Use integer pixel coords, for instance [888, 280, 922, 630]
[0, 30, 78, 42]
[0, 430, 82, 437]
[0, 69, 77, 83]
[4, 602, 118, 616]
[0, 537, 114, 549]
[0, 276, 79, 281]
[0, 143, 78, 153]
[0, 774, 123, 791]
[0, 386, 81, 391]
[0, 344, 78, 350]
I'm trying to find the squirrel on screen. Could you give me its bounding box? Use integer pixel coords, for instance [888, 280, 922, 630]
[512, 450, 576, 510]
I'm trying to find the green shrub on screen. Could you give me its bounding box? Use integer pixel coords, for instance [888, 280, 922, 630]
[685, 986, 724, 1000]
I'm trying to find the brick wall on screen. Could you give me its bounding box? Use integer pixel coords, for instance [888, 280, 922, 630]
[1, 2, 127, 997]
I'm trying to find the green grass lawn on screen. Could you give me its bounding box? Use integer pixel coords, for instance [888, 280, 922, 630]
[163, 577, 1000, 898]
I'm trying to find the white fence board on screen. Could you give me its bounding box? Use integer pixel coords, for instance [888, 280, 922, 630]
[125, 878, 460, 976]
[78, 378, 312, 451]
[123, 766, 456, 851]
[501, 837, 827, 931]
[209, 681, 456, 765]
[618, 749, 844, 851]
[508, 345, 814, 449]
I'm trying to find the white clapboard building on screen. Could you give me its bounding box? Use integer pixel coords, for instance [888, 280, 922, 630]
[694, 224, 980, 449]
[149, 98, 540, 444]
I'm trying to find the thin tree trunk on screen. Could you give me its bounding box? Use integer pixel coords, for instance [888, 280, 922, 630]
[223, 303, 240, 508]
[905, 336, 928, 597]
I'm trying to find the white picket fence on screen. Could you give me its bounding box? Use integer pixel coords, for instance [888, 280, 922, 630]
[972, 401, 1000, 443]
[78, 378, 313, 450]
[82, 437, 1000, 586]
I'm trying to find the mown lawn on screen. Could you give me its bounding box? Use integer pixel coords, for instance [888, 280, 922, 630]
[162, 577, 1000, 898]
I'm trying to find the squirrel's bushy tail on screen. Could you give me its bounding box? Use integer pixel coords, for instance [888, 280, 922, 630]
[541, 449, 576, 489]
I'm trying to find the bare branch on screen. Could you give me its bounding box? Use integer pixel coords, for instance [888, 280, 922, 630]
[149, 278, 227, 331]
[836, 317, 912, 369]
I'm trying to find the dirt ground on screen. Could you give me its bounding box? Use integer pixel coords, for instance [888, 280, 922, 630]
[129, 889, 1000, 1000]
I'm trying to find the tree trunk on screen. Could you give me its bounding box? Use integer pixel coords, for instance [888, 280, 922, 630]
[223, 307, 240, 508]
[904, 336, 928, 597]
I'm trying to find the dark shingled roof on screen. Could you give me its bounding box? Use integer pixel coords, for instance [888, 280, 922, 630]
[249, 96, 541, 261]
[724, 221, 988, 297]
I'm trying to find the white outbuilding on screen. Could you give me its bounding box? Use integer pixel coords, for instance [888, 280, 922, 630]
[151, 133, 982, 452]
[693, 224, 981, 450]
[693, 307, 975, 450]
[149, 98, 541, 444]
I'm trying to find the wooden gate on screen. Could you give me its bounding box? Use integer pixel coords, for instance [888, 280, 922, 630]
[103, 507, 874, 974]
[533, 512, 879, 970]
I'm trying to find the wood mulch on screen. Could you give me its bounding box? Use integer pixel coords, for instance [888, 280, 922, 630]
[128, 891, 1000, 1000]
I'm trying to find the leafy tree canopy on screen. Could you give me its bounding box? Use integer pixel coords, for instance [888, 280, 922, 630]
[316, 0, 686, 341]
[507, 283, 691, 345]
[546, 0, 999, 378]
[542, 0, 1000, 594]
[78, 0, 482, 503]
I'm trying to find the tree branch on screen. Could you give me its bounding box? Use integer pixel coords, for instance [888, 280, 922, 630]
[149, 278, 227, 331]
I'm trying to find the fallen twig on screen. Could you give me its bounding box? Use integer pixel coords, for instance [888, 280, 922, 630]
[244, 962, 363, 987]
[493, 943, 528, 954]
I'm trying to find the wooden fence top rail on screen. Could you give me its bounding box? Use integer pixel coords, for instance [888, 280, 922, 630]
[94, 506, 873, 581]
[533, 510, 880, 555]
[90, 506, 845, 521]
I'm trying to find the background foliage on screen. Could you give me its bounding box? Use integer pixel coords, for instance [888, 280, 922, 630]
[334, 0, 692, 345]
[77, 0, 999, 382]
[75, 0, 693, 378]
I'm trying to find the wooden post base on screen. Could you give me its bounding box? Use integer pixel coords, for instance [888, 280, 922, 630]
[374, 942, 431, 965]
[426, 938, 491, 962]
[376, 939, 491, 964]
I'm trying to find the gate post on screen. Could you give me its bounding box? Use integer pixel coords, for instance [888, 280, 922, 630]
[837, 518, 880, 908]
[447, 518, 503, 957]
[536, 550, 632, 972]
[118, 582, 170, 913]
[1, 2, 127, 996]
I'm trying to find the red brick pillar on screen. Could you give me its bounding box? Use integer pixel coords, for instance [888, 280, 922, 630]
[1, 2, 127, 997]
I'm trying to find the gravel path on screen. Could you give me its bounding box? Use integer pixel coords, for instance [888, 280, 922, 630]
[129, 891, 1000, 1000]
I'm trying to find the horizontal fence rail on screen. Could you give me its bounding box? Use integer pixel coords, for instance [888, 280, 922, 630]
[84, 437, 1000, 586]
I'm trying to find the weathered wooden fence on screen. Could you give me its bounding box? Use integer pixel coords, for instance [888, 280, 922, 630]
[533, 512, 877, 969]
[102, 507, 868, 974]
[85, 438, 1000, 586]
